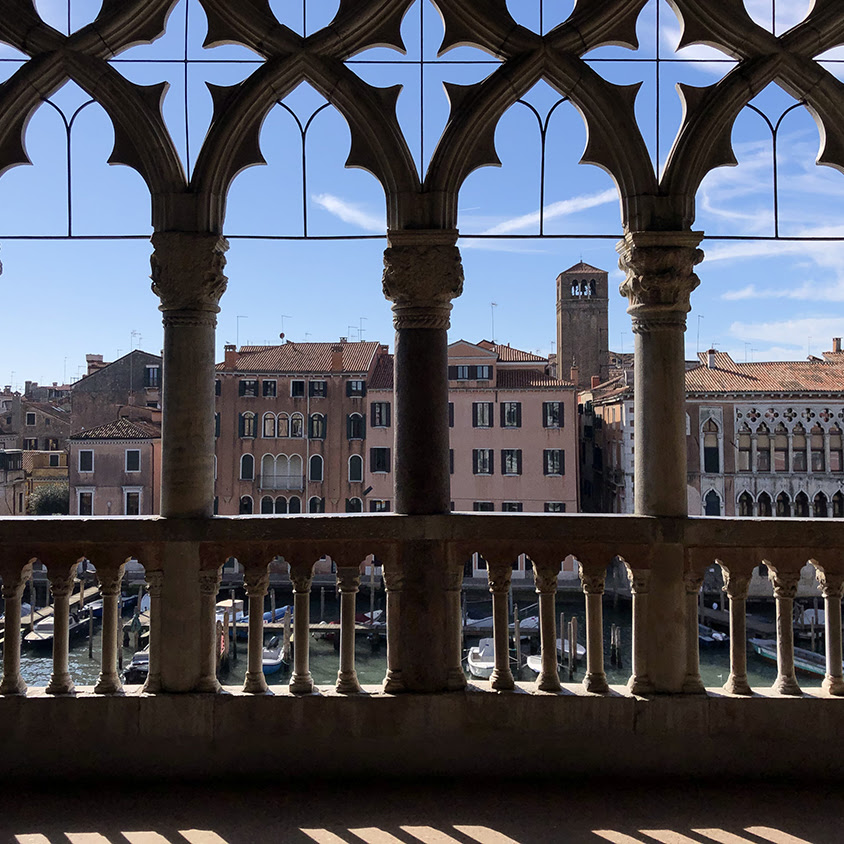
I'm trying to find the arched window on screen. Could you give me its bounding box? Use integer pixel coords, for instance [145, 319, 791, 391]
[262, 412, 276, 438]
[833, 492, 844, 518]
[738, 491, 753, 516]
[239, 495, 253, 514]
[811, 425, 825, 471]
[756, 424, 771, 471]
[309, 413, 326, 439]
[309, 454, 323, 482]
[289, 454, 303, 483]
[831, 427, 843, 472]
[702, 419, 720, 474]
[309, 496, 325, 513]
[774, 424, 789, 471]
[347, 413, 365, 440]
[737, 424, 751, 472]
[346, 497, 363, 512]
[794, 491, 809, 517]
[290, 413, 304, 438]
[704, 490, 721, 516]
[275, 496, 287, 514]
[813, 492, 828, 518]
[757, 491, 772, 517]
[240, 453, 254, 481]
[261, 454, 275, 487]
[776, 492, 791, 517]
[277, 413, 290, 438]
[239, 412, 256, 438]
[349, 454, 363, 482]
[288, 496, 301, 514]
[792, 424, 807, 472]
[260, 495, 274, 514]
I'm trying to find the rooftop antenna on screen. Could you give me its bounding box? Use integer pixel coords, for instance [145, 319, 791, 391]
[304, 332, 311, 341]
[130, 329, 141, 350]
[348, 324, 358, 341]
[279, 315, 292, 337]
[490, 302, 498, 343]
[696, 314, 704, 355]
[808, 336, 812, 357]
[359, 316, 367, 341]
[236, 315, 248, 348]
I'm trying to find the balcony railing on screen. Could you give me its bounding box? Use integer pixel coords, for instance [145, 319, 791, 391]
[258, 473, 305, 491]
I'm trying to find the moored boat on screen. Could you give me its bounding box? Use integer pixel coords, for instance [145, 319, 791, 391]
[23, 613, 87, 649]
[262, 636, 286, 676]
[466, 637, 495, 679]
[123, 648, 149, 684]
[749, 637, 837, 677]
[699, 623, 728, 647]
[525, 638, 586, 674]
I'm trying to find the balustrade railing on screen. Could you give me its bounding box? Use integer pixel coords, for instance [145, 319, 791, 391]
[1, 515, 844, 699]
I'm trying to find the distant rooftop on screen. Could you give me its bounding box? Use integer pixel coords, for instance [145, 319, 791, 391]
[70, 417, 161, 440]
[477, 340, 546, 363]
[561, 261, 606, 275]
[217, 341, 382, 374]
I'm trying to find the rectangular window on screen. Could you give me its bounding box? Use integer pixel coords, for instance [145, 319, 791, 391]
[215, 379, 221, 396]
[456, 365, 470, 380]
[502, 502, 522, 512]
[449, 402, 454, 427]
[472, 402, 493, 428]
[476, 365, 491, 380]
[501, 402, 521, 428]
[25, 412, 36, 426]
[309, 380, 326, 398]
[215, 413, 220, 438]
[542, 401, 562, 428]
[290, 380, 305, 398]
[370, 447, 391, 473]
[371, 402, 391, 427]
[473, 501, 494, 511]
[144, 366, 160, 388]
[543, 449, 564, 476]
[47, 438, 58, 450]
[501, 448, 522, 475]
[239, 379, 258, 397]
[450, 449, 454, 475]
[370, 500, 390, 512]
[738, 432, 751, 472]
[78, 491, 93, 516]
[23, 438, 37, 450]
[347, 380, 365, 397]
[262, 380, 277, 397]
[125, 449, 141, 472]
[79, 450, 94, 472]
[544, 502, 566, 513]
[124, 491, 141, 516]
[472, 448, 494, 475]
[49, 454, 60, 467]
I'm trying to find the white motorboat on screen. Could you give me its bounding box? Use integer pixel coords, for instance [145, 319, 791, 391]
[124, 648, 149, 684]
[525, 638, 587, 674]
[262, 636, 286, 676]
[24, 613, 85, 649]
[466, 637, 496, 679]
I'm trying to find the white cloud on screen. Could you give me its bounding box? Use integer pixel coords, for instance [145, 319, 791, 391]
[729, 317, 843, 348]
[481, 188, 617, 236]
[311, 193, 384, 232]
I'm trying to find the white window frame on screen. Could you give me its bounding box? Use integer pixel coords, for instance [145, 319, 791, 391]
[240, 453, 255, 481]
[79, 449, 94, 473]
[25, 412, 36, 426]
[290, 379, 305, 398]
[125, 448, 141, 473]
[310, 453, 324, 482]
[349, 454, 363, 483]
[262, 379, 277, 398]
[77, 488, 94, 516]
[123, 487, 143, 515]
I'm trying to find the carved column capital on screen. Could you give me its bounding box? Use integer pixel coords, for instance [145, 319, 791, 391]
[198, 569, 222, 596]
[290, 566, 314, 593]
[336, 568, 361, 593]
[151, 232, 229, 323]
[767, 566, 801, 599]
[720, 568, 751, 601]
[382, 230, 463, 331]
[48, 566, 77, 597]
[0, 562, 32, 598]
[580, 570, 606, 595]
[487, 564, 512, 594]
[145, 570, 164, 597]
[533, 567, 559, 595]
[626, 567, 651, 595]
[815, 568, 844, 599]
[96, 564, 126, 598]
[382, 562, 404, 592]
[683, 570, 704, 595]
[243, 569, 270, 598]
[617, 231, 704, 334]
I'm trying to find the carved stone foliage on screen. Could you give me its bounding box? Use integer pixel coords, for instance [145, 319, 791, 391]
[580, 571, 606, 595]
[150, 233, 229, 314]
[767, 567, 801, 600]
[626, 567, 651, 595]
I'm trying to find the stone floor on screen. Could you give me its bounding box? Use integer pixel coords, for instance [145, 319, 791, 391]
[0, 780, 838, 843]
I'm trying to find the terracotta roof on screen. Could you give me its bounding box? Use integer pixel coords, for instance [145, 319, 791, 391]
[217, 342, 381, 374]
[686, 352, 844, 394]
[70, 418, 160, 440]
[369, 354, 394, 390]
[561, 261, 605, 275]
[496, 370, 574, 389]
[477, 340, 547, 363]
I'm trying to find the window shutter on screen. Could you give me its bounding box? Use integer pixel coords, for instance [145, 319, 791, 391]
[472, 449, 478, 474]
[517, 450, 522, 474]
[450, 449, 454, 474]
[346, 381, 352, 397]
[490, 450, 494, 475]
[500, 404, 506, 427]
[238, 414, 244, 437]
[487, 402, 494, 428]
[516, 403, 522, 427]
[361, 417, 366, 439]
[472, 404, 478, 427]
[560, 403, 564, 428]
[371, 405, 377, 427]
[238, 381, 245, 397]
[347, 415, 353, 439]
[448, 366, 457, 380]
[369, 448, 375, 472]
[449, 403, 454, 427]
[560, 450, 565, 475]
[386, 403, 391, 427]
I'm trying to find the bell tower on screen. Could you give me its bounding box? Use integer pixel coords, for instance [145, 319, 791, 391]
[556, 262, 609, 387]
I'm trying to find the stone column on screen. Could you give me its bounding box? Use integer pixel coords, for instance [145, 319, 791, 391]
[94, 563, 127, 695]
[151, 232, 228, 692]
[142, 570, 164, 693]
[626, 567, 654, 695]
[580, 568, 609, 694]
[618, 231, 703, 693]
[382, 229, 463, 692]
[751, 433, 758, 474]
[533, 564, 561, 692]
[719, 568, 752, 696]
[196, 568, 222, 693]
[0, 562, 33, 696]
[787, 432, 794, 475]
[45, 564, 77, 696]
[445, 564, 468, 691]
[814, 566, 844, 696]
[824, 433, 832, 480]
[289, 562, 314, 694]
[382, 561, 404, 693]
[336, 567, 362, 694]
[766, 564, 802, 695]
[243, 568, 270, 694]
[488, 562, 514, 691]
[682, 571, 706, 694]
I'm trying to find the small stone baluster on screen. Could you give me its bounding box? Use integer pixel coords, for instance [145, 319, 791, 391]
[581, 568, 609, 694]
[720, 567, 752, 696]
[488, 562, 514, 691]
[682, 571, 706, 694]
[445, 564, 467, 691]
[0, 562, 33, 696]
[243, 568, 270, 694]
[336, 567, 362, 694]
[382, 562, 404, 693]
[289, 563, 315, 694]
[143, 571, 164, 693]
[767, 564, 802, 696]
[94, 563, 126, 695]
[626, 567, 654, 695]
[533, 564, 561, 692]
[196, 568, 222, 693]
[814, 566, 844, 696]
[45, 564, 77, 695]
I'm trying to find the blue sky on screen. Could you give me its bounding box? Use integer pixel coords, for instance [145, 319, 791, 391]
[1, 0, 843, 389]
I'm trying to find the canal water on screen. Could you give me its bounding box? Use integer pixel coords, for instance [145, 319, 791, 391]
[16, 592, 820, 690]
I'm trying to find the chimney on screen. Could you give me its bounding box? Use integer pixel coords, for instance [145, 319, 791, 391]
[706, 349, 716, 369]
[834, 337, 842, 353]
[331, 345, 344, 372]
[591, 375, 601, 389]
[224, 344, 237, 370]
[24, 381, 32, 395]
[86, 354, 105, 375]
[570, 364, 580, 385]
